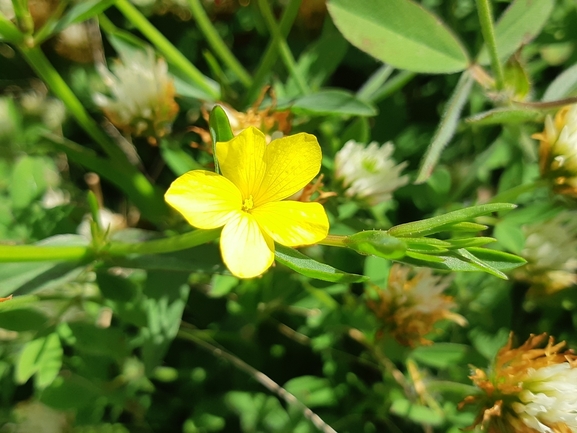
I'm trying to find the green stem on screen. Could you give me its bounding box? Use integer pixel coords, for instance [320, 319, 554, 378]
[113, 0, 220, 100]
[257, 0, 309, 95]
[475, 0, 504, 89]
[371, 70, 416, 103]
[11, 0, 33, 36]
[0, 245, 92, 262]
[0, 229, 220, 263]
[356, 64, 394, 102]
[0, 11, 24, 43]
[244, 0, 302, 106]
[107, 228, 220, 256]
[33, 0, 68, 45]
[186, 0, 252, 88]
[318, 234, 348, 248]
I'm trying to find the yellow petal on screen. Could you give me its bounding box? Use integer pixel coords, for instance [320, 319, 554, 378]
[220, 212, 275, 278]
[165, 170, 242, 229]
[216, 127, 267, 199]
[254, 133, 322, 206]
[252, 201, 329, 246]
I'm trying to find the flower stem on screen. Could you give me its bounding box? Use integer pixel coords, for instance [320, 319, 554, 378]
[186, 0, 252, 88]
[0, 11, 24, 43]
[356, 64, 394, 102]
[475, 0, 504, 89]
[244, 0, 302, 106]
[371, 70, 416, 104]
[0, 229, 220, 263]
[113, 0, 220, 100]
[318, 234, 348, 248]
[0, 245, 92, 262]
[257, 0, 310, 95]
[10, 0, 33, 36]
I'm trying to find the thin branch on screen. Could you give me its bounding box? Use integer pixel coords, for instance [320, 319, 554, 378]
[178, 326, 338, 433]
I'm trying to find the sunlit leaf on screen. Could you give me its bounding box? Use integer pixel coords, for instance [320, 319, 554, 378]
[327, 0, 469, 73]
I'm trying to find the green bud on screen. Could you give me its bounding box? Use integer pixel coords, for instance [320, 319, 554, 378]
[344, 231, 407, 259]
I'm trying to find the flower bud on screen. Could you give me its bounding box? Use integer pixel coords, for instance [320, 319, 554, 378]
[344, 230, 406, 259]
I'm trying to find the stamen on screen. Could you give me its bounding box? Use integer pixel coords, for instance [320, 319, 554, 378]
[242, 195, 254, 212]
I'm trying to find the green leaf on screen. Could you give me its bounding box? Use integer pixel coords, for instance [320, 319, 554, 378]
[283, 376, 337, 408]
[0, 261, 84, 298]
[96, 270, 139, 302]
[55, 0, 115, 32]
[411, 343, 470, 369]
[494, 222, 525, 254]
[478, 0, 555, 65]
[390, 399, 444, 426]
[274, 245, 368, 283]
[0, 308, 48, 331]
[543, 62, 577, 101]
[289, 22, 348, 92]
[16, 333, 63, 389]
[286, 89, 377, 117]
[466, 247, 527, 272]
[401, 247, 525, 278]
[68, 322, 130, 361]
[40, 375, 100, 410]
[445, 237, 496, 249]
[10, 156, 55, 210]
[465, 107, 542, 126]
[141, 271, 190, 373]
[415, 71, 474, 183]
[159, 139, 203, 176]
[327, 0, 469, 73]
[388, 203, 515, 237]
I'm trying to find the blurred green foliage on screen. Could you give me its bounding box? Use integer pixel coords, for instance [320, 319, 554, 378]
[1, 0, 577, 432]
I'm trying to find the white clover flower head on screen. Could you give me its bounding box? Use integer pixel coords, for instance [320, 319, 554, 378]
[54, 23, 94, 63]
[94, 48, 179, 142]
[534, 105, 577, 196]
[462, 333, 577, 433]
[366, 264, 466, 346]
[334, 140, 409, 206]
[518, 211, 577, 295]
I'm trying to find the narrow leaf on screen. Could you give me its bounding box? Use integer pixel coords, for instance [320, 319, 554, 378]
[388, 203, 515, 237]
[275, 245, 368, 283]
[543, 62, 577, 102]
[56, 0, 115, 31]
[465, 107, 542, 126]
[327, 0, 469, 73]
[478, 0, 555, 65]
[446, 237, 496, 249]
[287, 90, 377, 117]
[415, 70, 474, 183]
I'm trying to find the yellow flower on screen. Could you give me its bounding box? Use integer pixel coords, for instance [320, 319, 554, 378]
[165, 127, 330, 278]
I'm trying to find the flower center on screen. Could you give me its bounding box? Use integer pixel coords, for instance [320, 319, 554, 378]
[242, 195, 254, 212]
